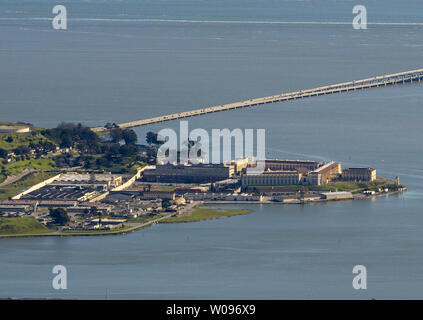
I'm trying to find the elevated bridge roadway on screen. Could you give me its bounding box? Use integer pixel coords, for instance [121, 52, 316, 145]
[91, 68, 423, 132]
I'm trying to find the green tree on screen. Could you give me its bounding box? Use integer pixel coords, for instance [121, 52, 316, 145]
[110, 127, 123, 143]
[49, 208, 70, 225]
[146, 131, 158, 145]
[122, 129, 137, 145]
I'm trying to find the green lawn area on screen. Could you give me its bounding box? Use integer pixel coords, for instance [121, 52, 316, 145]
[160, 207, 252, 223]
[0, 158, 56, 184]
[0, 171, 58, 200]
[85, 155, 145, 174]
[2, 158, 56, 176]
[0, 171, 5, 184]
[0, 217, 54, 236]
[127, 214, 167, 223]
[0, 130, 53, 150]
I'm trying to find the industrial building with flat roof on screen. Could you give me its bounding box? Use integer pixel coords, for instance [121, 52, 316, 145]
[53, 173, 123, 189]
[142, 163, 234, 183]
[21, 185, 98, 202]
[263, 159, 321, 171]
[320, 192, 353, 200]
[0, 125, 31, 133]
[241, 170, 302, 187]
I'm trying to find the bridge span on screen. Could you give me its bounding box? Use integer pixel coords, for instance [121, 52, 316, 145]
[92, 68, 423, 132]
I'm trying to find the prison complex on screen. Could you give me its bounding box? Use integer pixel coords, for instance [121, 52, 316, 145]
[241, 160, 375, 187]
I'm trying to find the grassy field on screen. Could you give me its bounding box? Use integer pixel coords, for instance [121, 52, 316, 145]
[0, 171, 58, 200]
[0, 217, 54, 236]
[0, 130, 53, 150]
[85, 155, 145, 174]
[127, 214, 167, 223]
[160, 207, 252, 223]
[3, 158, 55, 176]
[0, 158, 56, 184]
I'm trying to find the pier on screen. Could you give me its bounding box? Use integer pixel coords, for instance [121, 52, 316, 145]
[91, 68, 423, 132]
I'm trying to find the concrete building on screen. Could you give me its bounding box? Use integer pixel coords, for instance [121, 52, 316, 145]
[241, 170, 302, 188]
[0, 205, 32, 215]
[304, 162, 341, 186]
[342, 168, 376, 182]
[67, 205, 112, 215]
[0, 125, 31, 134]
[22, 185, 98, 202]
[39, 200, 78, 207]
[88, 218, 126, 230]
[230, 158, 249, 173]
[142, 164, 234, 183]
[262, 159, 321, 171]
[241, 160, 341, 187]
[140, 191, 176, 201]
[320, 192, 353, 200]
[53, 173, 123, 190]
[184, 192, 263, 202]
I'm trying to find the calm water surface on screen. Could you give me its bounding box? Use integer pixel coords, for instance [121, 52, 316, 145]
[0, 0, 423, 299]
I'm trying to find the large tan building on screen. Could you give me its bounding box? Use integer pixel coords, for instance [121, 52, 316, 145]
[241, 160, 341, 187]
[231, 158, 249, 173]
[304, 161, 341, 186]
[263, 159, 321, 171]
[341, 168, 376, 182]
[241, 170, 302, 188]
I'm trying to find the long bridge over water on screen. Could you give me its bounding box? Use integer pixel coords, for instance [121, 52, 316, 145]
[92, 68, 423, 132]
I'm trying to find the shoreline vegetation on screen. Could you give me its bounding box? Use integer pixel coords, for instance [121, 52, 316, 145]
[0, 217, 54, 236]
[160, 207, 252, 223]
[0, 121, 407, 239]
[0, 187, 405, 239]
[0, 207, 253, 238]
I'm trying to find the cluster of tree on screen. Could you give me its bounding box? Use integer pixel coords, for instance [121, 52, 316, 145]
[2, 122, 146, 171]
[146, 131, 163, 145]
[44, 123, 141, 170]
[28, 140, 57, 154]
[0, 146, 31, 163]
[109, 127, 138, 145]
[85, 144, 142, 170]
[54, 153, 84, 168]
[49, 207, 70, 226]
[0, 140, 57, 164]
[41, 123, 102, 154]
[0, 148, 7, 159]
